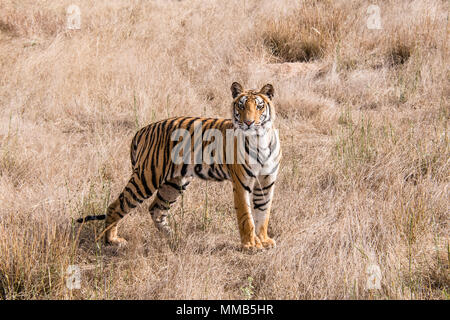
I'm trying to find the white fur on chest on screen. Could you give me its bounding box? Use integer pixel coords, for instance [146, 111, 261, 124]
[249, 129, 281, 176]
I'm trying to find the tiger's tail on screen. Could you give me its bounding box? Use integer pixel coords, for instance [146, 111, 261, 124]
[76, 215, 106, 223]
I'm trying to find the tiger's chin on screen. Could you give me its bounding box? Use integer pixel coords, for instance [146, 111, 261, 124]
[233, 123, 272, 135]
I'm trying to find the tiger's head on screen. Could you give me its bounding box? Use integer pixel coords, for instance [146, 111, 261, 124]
[230, 82, 275, 132]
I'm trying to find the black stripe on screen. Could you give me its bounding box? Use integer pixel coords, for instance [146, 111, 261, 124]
[181, 182, 190, 190]
[245, 138, 263, 165]
[261, 106, 271, 126]
[157, 192, 168, 203]
[125, 196, 137, 209]
[213, 166, 225, 180]
[150, 154, 159, 190]
[207, 167, 222, 181]
[217, 165, 229, 180]
[76, 214, 106, 223]
[235, 173, 251, 193]
[165, 181, 182, 191]
[184, 117, 201, 132]
[140, 171, 153, 197]
[195, 164, 207, 180]
[115, 211, 124, 218]
[156, 120, 169, 177]
[157, 192, 175, 204]
[262, 181, 275, 190]
[241, 164, 255, 178]
[146, 122, 162, 174]
[175, 117, 191, 131]
[204, 118, 218, 132]
[253, 192, 267, 197]
[129, 177, 146, 199]
[141, 124, 157, 170]
[119, 193, 125, 212]
[181, 164, 189, 177]
[125, 186, 143, 203]
[162, 119, 176, 181]
[168, 160, 176, 181]
[150, 123, 165, 189]
[254, 198, 270, 210]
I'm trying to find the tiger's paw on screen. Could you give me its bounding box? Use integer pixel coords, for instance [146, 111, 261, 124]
[260, 237, 276, 249]
[241, 237, 264, 252]
[105, 237, 128, 247]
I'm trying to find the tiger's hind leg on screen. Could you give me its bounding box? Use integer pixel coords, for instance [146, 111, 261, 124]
[104, 171, 154, 246]
[148, 177, 191, 237]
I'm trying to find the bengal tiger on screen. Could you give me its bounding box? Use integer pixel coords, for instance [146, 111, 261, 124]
[77, 82, 281, 250]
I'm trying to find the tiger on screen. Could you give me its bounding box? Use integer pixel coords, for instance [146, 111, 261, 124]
[77, 82, 281, 250]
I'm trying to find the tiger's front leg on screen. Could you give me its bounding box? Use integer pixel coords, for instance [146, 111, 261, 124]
[232, 177, 263, 250]
[252, 174, 277, 249]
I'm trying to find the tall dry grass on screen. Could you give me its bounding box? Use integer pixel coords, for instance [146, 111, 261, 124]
[0, 0, 448, 299]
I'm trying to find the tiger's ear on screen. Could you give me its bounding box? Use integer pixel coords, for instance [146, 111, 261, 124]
[260, 84, 274, 100]
[231, 82, 243, 99]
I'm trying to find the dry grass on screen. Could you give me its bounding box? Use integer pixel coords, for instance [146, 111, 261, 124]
[0, 0, 448, 299]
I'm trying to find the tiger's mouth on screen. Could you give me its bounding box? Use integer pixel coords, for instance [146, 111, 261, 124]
[234, 121, 259, 130]
[243, 122, 259, 130]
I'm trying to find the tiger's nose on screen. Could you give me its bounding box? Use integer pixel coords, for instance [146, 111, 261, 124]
[244, 120, 254, 126]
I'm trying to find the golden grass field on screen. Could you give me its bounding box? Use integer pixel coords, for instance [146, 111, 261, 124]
[0, 0, 448, 299]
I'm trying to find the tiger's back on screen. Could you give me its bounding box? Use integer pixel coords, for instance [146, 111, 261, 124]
[131, 116, 234, 180]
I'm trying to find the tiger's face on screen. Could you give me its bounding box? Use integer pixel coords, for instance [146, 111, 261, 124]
[231, 82, 275, 132]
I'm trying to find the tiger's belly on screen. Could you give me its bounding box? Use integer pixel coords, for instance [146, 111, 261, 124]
[175, 163, 231, 182]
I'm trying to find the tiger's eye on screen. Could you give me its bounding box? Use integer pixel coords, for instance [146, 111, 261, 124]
[237, 97, 247, 110]
[255, 97, 265, 110]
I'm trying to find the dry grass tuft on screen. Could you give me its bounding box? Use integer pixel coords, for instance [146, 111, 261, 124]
[261, 1, 345, 62]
